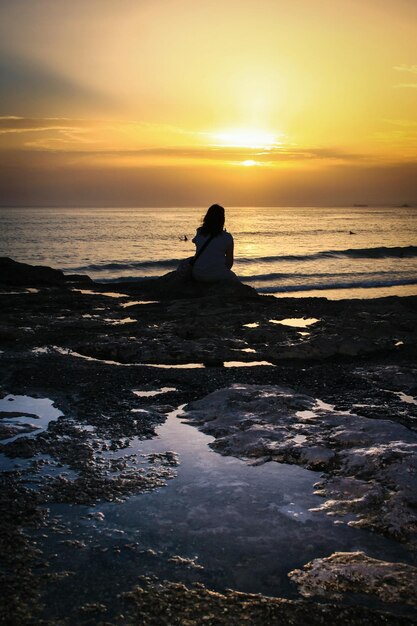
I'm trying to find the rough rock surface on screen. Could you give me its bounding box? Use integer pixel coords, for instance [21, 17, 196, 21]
[1, 259, 417, 623]
[289, 551, 417, 607]
[120, 579, 414, 625]
[0, 256, 91, 286]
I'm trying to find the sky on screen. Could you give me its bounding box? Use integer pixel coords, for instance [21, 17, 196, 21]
[0, 0, 416, 207]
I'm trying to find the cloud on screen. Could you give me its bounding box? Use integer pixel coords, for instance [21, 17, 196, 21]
[1, 150, 417, 207]
[384, 118, 417, 127]
[0, 116, 202, 152]
[373, 130, 417, 143]
[82, 145, 365, 164]
[0, 116, 189, 134]
[392, 65, 417, 89]
[394, 64, 417, 74]
[393, 83, 417, 89]
[0, 50, 114, 116]
[16, 144, 362, 165]
[0, 117, 94, 135]
[0, 115, 365, 164]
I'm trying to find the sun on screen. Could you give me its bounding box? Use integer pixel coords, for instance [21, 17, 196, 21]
[209, 128, 278, 149]
[242, 160, 257, 166]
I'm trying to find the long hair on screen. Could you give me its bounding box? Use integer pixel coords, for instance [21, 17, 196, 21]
[199, 204, 225, 236]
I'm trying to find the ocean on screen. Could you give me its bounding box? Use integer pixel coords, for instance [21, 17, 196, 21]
[1, 206, 417, 299]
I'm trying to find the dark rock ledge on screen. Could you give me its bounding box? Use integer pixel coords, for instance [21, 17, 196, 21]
[1, 258, 417, 624]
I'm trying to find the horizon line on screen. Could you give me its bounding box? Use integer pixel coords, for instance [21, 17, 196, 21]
[1, 203, 416, 209]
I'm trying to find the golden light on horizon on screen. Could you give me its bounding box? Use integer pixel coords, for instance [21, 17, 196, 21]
[0, 0, 416, 205]
[209, 129, 280, 149]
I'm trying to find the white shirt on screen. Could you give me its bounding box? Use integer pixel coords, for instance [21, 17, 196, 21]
[192, 230, 234, 277]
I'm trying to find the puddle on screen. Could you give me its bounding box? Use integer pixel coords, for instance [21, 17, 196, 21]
[269, 318, 320, 328]
[134, 387, 177, 398]
[143, 363, 205, 369]
[72, 289, 128, 298]
[66, 403, 413, 601]
[243, 322, 259, 328]
[223, 361, 274, 367]
[53, 346, 127, 366]
[292, 434, 308, 444]
[296, 398, 350, 421]
[47, 347, 206, 369]
[0, 288, 39, 294]
[0, 395, 62, 444]
[144, 362, 273, 369]
[104, 318, 136, 325]
[120, 300, 159, 308]
[387, 390, 417, 406]
[239, 348, 257, 353]
[51, 347, 274, 370]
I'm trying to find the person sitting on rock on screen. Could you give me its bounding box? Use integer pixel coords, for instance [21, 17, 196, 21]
[192, 204, 238, 283]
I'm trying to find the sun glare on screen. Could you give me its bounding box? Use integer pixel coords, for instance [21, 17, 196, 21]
[210, 128, 278, 149]
[242, 160, 257, 166]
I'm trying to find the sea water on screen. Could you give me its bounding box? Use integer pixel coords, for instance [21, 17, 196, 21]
[1, 206, 416, 298]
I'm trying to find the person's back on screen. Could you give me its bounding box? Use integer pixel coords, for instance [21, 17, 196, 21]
[191, 204, 238, 283]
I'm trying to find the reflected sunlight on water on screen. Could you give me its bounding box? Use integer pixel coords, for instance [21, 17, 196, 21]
[1, 206, 417, 299]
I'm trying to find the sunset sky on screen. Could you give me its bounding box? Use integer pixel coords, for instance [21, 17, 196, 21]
[1, 0, 416, 206]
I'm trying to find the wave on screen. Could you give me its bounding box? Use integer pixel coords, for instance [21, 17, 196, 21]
[66, 259, 180, 273]
[237, 245, 417, 264]
[242, 269, 417, 284]
[258, 277, 417, 294]
[325, 245, 417, 259]
[96, 275, 156, 283]
[66, 245, 417, 276]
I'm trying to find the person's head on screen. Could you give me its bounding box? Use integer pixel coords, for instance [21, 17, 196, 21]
[200, 204, 225, 236]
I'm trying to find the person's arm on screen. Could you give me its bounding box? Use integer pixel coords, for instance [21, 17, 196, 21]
[225, 239, 234, 269]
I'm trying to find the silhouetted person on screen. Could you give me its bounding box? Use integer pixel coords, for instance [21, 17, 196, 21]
[192, 204, 238, 282]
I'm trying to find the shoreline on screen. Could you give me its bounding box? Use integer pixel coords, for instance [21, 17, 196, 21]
[1, 258, 417, 624]
[88, 277, 417, 301]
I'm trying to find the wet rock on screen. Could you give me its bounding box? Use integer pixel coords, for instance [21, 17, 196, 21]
[168, 555, 204, 570]
[146, 451, 180, 466]
[45, 462, 177, 504]
[2, 261, 417, 622]
[289, 551, 417, 607]
[59, 539, 87, 549]
[0, 257, 67, 286]
[0, 257, 92, 287]
[121, 579, 413, 625]
[78, 601, 107, 613]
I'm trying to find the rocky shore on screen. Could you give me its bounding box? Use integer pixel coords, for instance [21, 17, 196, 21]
[1, 257, 417, 625]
